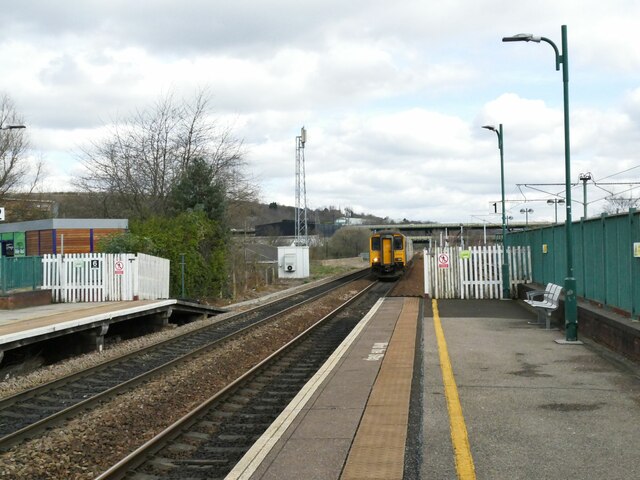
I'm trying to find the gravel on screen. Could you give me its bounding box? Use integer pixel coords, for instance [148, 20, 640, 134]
[0, 274, 346, 400]
[0, 279, 373, 480]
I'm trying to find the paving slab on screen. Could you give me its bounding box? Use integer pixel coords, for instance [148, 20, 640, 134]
[423, 299, 640, 480]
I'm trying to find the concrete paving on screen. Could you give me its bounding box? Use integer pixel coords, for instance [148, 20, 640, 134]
[424, 299, 640, 479]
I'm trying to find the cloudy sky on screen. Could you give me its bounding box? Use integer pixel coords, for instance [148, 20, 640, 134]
[2, 0, 640, 223]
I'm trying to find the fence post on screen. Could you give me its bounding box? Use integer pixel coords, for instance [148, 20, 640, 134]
[180, 254, 186, 299]
[32, 255, 37, 290]
[1, 257, 5, 293]
[601, 213, 608, 305]
[630, 208, 637, 318]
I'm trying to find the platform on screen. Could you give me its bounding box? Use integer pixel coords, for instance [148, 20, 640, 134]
[227, 297, 640, 480]
[0, 299, 225, 362]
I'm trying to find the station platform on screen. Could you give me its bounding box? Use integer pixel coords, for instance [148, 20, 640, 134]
[228, 297, 640, 480]
[0, 299, 224, 361]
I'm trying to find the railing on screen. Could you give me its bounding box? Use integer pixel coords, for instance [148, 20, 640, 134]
[42, 253, 170, 303]
[0, 256, 42, 293]
[0, 256, 43, 293]
[508, 209, 640, 318]
[424, 246, 532, 299]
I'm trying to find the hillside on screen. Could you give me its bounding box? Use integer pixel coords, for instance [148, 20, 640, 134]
[2, 192, 427, 227]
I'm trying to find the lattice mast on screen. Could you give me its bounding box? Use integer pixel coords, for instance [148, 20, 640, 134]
[294, 127, 308, 246]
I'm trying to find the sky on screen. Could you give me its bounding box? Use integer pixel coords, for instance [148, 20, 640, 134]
[2, 0, 640, 224]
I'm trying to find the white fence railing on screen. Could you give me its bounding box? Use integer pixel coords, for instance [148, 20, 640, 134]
[42, 253, 170, 303]
[424, 246, 531, 299]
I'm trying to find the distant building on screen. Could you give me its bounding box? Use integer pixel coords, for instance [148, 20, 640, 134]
[335, 217, 365, 225]
[255, 220, 317, 237]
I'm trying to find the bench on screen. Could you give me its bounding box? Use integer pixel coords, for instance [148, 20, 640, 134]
[524, 283, 562, 330]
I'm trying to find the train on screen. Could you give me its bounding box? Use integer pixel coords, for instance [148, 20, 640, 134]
[369, 230, 414, 279]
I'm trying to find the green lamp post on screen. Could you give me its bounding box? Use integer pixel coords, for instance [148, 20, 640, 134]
[482, 123, 511, 299]
[503, 25, 578, 341]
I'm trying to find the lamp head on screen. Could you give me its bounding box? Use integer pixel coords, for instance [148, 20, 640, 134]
[502, 33, 541, 43]
[0, 125, 26, 130]
[481, 125, 497, 132]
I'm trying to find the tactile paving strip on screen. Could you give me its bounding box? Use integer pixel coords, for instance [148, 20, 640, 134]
[340, 297, 419, 480]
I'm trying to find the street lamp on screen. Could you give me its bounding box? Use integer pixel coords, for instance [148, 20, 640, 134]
[579, 172, 592, 219]
[547, 198, 565, 224]
[519, 207, 533, 226]
[482, 123, 510, 299]
[503, 25, 578, 342]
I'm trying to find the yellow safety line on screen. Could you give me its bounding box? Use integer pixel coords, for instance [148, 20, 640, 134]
[432, 299, 476, 479]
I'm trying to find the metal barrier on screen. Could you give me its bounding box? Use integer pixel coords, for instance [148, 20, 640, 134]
[509, 208, 640, 318]
[0, 256, 43, 293]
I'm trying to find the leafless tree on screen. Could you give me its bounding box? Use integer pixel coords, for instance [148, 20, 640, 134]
[76, 89, 258, 219]
[602, 195, 639, 215]
[0, 94, 37, 200]
[329, 227, 372, 258]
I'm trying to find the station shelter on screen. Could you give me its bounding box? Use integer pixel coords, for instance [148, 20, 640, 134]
[0, 219, 128, 257]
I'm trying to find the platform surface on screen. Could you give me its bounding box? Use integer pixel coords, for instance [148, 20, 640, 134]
[229, 297, 640, 480]
[0, 300, 176, 346]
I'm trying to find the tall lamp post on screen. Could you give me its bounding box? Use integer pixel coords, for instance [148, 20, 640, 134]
[482, 124, 510, 299]
[503, 25, 578, 342]
[519, 207, 533, 226]
[547, 198, 565, 224]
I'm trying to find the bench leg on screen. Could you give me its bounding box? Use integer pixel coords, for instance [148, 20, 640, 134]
[545, 312, 552, 330]
[527, 308, 545, 326]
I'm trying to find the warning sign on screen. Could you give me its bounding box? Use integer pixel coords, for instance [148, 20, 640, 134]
[114, 260, 125, 275]
[438, 252, 450, 269]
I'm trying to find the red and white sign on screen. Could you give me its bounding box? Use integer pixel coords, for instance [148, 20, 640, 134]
[114, 260, 125, 275]
[437, 252, 450, 269]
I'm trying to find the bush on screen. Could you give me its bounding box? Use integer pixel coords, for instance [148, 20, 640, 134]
[98, 211, 227, 299]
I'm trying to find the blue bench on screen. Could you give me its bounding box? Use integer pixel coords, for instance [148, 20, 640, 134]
[524, 283, 563, 330]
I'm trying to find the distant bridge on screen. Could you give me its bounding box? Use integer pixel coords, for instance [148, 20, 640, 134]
[356, 222, 544, 246]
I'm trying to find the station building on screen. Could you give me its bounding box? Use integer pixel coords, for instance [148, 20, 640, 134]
[0, 218, 128, 257]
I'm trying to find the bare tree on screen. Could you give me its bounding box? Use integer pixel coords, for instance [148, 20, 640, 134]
[76, 89, 258, 219]
[329, 227, 372, 258]
[602, 195, 639, 215]
[0, 94, 34, 200]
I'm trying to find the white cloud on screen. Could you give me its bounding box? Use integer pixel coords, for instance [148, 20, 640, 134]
[0, 0, 638, 223]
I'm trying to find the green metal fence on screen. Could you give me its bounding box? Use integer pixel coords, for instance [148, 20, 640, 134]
[0, 256, 43, 293]
[509, 209, 640, 318]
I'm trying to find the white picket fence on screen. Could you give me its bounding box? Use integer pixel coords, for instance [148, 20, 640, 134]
[424, 246, 531, 299]
[42, 253, 170, 303]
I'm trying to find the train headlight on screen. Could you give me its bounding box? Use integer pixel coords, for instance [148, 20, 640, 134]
[395, 257, 402, 262]
[372, 256, 379, 263]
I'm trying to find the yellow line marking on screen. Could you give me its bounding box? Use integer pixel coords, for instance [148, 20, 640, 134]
[432, 299, 476, 479]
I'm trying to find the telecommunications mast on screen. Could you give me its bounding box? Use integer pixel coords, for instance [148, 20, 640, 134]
[294, 126, 308, 246]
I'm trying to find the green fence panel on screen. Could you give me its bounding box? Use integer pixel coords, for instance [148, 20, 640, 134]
[507, 209, 640, 318]
[0, 256, 43, 293]
[631, 210, 640, 317]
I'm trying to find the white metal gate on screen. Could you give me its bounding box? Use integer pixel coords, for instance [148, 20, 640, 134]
[42, 253, 170, 302]
[424, 246, 531, 299]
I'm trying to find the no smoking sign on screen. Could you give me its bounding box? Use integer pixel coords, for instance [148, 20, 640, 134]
[114, 260, 125, 275]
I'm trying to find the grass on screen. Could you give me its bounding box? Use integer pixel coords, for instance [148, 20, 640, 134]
[309, 261, 362, 280]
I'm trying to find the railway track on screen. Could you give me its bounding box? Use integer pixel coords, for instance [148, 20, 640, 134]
[0, 270, 369, 451]
[97, 280, 393, 480]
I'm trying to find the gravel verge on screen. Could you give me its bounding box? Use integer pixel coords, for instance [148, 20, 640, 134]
[0, 280, 371, 479]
